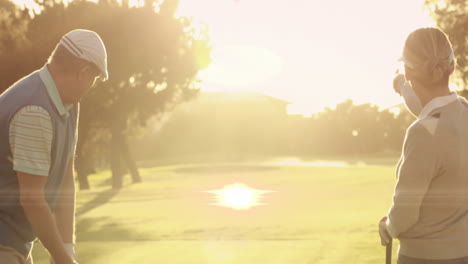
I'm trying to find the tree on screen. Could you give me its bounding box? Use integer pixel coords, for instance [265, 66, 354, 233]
[425, 0, 467, 90]
[15, 0, 211, 189]
[0, 1, 31, 91]
[305, 100, 412, 156]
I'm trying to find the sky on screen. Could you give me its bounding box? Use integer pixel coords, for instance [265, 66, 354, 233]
[176, 0, 437, 116]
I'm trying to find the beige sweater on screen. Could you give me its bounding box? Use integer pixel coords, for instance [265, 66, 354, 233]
[386, 93, 468, 259]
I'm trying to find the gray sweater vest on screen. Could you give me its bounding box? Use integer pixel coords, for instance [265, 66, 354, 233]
[0, 70, 78, 256]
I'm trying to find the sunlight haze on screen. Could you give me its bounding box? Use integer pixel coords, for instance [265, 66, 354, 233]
[177, 0, 436, 116]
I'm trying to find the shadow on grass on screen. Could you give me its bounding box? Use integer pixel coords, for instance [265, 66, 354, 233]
[96, 177, 112, 188]
[77, 188, 120, 217]
[75, 216, 161, 263]
[137, 154, 271, 168]
[33, 216, 159, 263]
[175, 165, 279, 174]
[76, 216, 156, 242]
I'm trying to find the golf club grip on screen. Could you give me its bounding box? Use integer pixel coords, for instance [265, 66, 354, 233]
[386, 238, 393, 264]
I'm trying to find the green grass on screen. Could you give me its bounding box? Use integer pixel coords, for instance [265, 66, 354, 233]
[32, 159, 400, 263]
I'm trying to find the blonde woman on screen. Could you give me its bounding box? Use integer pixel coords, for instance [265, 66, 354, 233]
[379, 27, 468, 263]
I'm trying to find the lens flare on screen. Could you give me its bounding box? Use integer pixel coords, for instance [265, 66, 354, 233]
[205, 183, 273, 210]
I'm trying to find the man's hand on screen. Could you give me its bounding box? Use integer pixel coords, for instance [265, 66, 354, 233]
[379, 216, 391, 246]
[393, 74, 406, 95]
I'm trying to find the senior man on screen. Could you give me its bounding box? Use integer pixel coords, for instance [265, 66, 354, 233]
[0, 29, 108, 264]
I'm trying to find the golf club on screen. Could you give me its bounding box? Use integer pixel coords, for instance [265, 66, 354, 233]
[386, 238, 393, 264]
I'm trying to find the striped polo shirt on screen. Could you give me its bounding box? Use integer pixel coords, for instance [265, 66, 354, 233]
[8, 66, 76, 177]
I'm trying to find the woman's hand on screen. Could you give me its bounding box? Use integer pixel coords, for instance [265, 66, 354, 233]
[393, 74, 406, 96]
[379, 216, 391, 246]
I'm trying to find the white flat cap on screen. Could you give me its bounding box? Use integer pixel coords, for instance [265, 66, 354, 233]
[60, 29, 108, 81]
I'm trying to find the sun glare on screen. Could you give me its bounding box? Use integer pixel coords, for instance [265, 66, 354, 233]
[177, 0, 435, 116]
[205, 183, 273, 210]
[201, 45, 282, 87]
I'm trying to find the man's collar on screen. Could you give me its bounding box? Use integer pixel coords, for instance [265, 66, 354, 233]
[39, 65, 72, 117]
[418, 93, 458, 119]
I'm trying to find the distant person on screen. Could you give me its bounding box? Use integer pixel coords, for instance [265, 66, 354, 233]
[0, 29, 108, 264]
[378, 27, 468, 263]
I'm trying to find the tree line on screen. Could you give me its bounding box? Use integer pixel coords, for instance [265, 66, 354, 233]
[131, 96, 415, 162]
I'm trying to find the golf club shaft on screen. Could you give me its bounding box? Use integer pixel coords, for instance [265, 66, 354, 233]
[386, 238, 393, 264]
